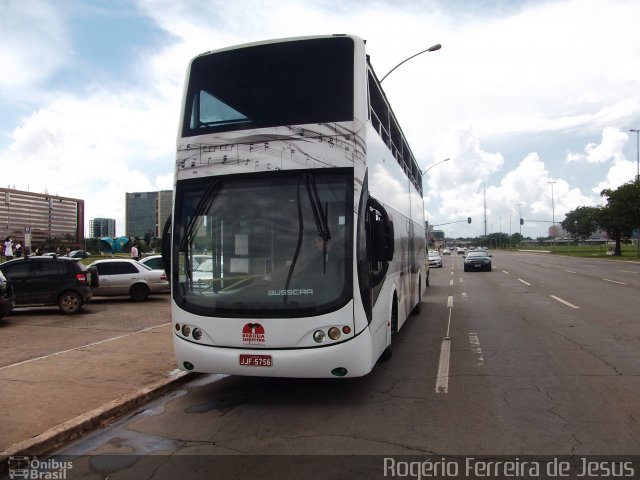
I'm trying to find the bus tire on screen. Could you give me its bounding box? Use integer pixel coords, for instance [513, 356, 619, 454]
[410, 278, 422, 316]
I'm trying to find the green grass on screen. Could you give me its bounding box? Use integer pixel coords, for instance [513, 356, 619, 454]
[516, 244, 640, 260]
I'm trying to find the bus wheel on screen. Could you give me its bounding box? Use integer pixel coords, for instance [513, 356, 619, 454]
[410, 278, 422, 316]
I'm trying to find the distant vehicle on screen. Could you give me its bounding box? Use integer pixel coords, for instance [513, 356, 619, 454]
[456, 247, 466, 255]
[0, 270, 14, 319]
[442, 247, 451, 255]
[0, 256, 94, 314]
[140, 254, 210, 273]
[428, 251, 443, 268]
[88, 259, 169, 301]
[68, 250, 91, 259]
[138, 254, 164, 270]
[463, 251, 492, 272]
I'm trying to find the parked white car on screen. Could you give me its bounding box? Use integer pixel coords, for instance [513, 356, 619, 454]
[88, 259, 170, 301]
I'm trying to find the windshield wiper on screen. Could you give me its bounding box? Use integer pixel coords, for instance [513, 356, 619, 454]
[304, 173, 331, 273]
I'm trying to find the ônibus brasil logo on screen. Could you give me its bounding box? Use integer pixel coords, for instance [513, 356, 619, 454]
[242, 323, 265, 345]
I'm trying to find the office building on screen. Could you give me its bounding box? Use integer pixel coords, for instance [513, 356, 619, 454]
[89, 218, 116, 238]
[125, 190, 172, 238]
[1, 187, 84, 253]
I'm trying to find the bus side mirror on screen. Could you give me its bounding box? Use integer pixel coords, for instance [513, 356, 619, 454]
[369, 197, 394, 262]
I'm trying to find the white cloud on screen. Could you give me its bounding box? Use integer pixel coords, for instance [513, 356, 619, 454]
[567, 127, 629, 164]
[0, 0, 69, 92]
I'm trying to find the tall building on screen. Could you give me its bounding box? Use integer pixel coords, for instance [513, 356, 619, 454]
[125, 190, 172, 238]
[89, 218, 116, 238]
[0, 187, 84, 253]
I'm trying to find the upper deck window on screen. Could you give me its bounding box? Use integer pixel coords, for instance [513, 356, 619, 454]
[183, 37, 355, 137]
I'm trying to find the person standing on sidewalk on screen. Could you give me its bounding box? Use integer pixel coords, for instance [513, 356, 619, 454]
[131, 243, 140, 261]
[3, 237, 13, 261]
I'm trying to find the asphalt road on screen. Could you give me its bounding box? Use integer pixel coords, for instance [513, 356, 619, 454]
[4, 252, 640, 479]
[52, 253, 640, 463]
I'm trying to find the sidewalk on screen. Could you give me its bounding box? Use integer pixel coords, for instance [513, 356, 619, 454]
[0, 323, 195, 458]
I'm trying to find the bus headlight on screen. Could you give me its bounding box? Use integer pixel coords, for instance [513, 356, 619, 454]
[328, 327, 341, 340]
[192, 328, 203, 340]
[181, 325, 191, 337]
[313, 330, 326, 343]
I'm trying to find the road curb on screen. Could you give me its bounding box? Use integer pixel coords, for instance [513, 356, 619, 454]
[0, 370, 198, 461]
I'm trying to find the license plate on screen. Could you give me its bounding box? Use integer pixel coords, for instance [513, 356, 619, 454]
[239, 354, 272, 367]
[474, 264, 481, 268]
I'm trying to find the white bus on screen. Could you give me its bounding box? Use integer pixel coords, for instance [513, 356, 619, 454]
[165, 34, 428, 378]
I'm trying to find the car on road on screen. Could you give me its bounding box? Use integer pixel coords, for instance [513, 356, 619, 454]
[139, 254, 209, 273]
[0, 256, 94, 314]
[68, 250, 91, 259]
[138, 254, 165, 271]
[0, 270, 14, 319]
[463, 250, 492, 272]
[88, 259, 169, 301]
[428, 250, 443, 268]
[442, 247, 451, 255]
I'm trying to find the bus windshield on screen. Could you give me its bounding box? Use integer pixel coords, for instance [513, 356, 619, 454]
[183, 37, 354, 136]
[173, 169, 353, 317]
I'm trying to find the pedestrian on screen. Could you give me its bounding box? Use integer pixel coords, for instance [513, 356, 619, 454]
[15, 241, 22, 258]
[4, 237, 13, 261]
[131, 243, 140, 261]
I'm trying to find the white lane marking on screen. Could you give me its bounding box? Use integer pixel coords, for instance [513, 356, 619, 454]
[461, 292, 467, 300]
[550, 295, 580, 309]
[621, 270, 638, 274]
[450, 271, 454, 276]
[436, 296, 455, 393]
[564, 270, 576, 274]
[435, 339, 451, 393]
[0, 323, 172, 371]
[502, 270, 510, 275]
[603, 278, 627, 285]
[450, 279, 454, 286]
[469, 332, 484, 367]
[459, 278, 464, 283]
[518, 278, 532, 286]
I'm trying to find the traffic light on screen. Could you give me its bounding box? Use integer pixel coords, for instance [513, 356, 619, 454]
[467, 217, 472, 224]
[520, 218, 524, 225]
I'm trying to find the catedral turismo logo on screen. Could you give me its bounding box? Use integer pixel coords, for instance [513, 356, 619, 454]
[242, 323, 265, 345]
[8, 456, 73, 479]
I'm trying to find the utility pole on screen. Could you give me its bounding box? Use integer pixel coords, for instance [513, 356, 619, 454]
[483, 184, 487, 240]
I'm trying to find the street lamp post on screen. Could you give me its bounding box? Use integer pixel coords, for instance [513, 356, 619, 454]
[380, 44, 442, 83]
[548, 181, 556, 249]
[631, 128, 640, 257]
[421, 158, 450, 177]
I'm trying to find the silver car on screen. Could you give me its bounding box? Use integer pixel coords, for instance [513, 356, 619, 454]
[428, 250, 443, 268]
[88, 259, 170, 301]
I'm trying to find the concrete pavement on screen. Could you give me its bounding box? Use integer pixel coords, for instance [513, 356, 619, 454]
[0, 321, 195, 459]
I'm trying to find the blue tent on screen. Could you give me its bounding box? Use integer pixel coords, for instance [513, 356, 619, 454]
[100, 236, 130, 254]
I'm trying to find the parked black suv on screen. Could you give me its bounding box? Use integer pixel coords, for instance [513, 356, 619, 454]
[0, 270, 14, 319]
[0, 256, 95, 314]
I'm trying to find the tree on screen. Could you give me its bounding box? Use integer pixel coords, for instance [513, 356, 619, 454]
[598, 179, 640, 256]
[561, 206, 601, 240]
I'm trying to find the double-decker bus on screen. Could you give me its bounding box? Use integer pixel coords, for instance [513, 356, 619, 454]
[165, 34, 427, 378]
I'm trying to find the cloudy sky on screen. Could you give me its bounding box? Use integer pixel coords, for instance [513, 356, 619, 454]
[1, 0, 639, 238]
